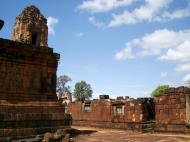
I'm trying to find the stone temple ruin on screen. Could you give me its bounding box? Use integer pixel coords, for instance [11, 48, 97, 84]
[12, 5, 48, 46]
[68, 95, 155, 131]
[0, 5, 71, 139]
[155, 87, 190, 132]
[1, 4, 190, 141]
[68, 87, 190, 133]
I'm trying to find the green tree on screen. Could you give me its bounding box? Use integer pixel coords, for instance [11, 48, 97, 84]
[56, 75, 72, 99]
[151, 85, 170, 97]
[73, 81, 93, 100]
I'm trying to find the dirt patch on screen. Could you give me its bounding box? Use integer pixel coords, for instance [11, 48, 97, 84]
[72, 126, 190, 142]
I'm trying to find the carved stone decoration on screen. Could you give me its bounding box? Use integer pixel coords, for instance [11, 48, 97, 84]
[0, 19, 4, 31]
[12, 5, 48, 46]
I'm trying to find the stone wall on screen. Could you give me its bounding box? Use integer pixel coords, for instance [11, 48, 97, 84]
[0, 38, 57, 102]
[69, 87, 190, 133]
[111, 98, 155, 123]
[68, 97, 154, 131]
[0, 5, 72, 138]
[0, 102, 71, 137]
[155, 87, 190, 133]
[0, 38, 71, 138]
[68, 100, 111, 122]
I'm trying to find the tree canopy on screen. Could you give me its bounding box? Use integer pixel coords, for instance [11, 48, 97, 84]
[151, 85, 170, 97]
[73, 80, 93, 100]
[56, 75, 72, 99]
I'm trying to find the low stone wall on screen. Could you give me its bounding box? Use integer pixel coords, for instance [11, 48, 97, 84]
[68, 97, 155, 131]
[68, 100, 112, 122]
[69, 87, 190, 133]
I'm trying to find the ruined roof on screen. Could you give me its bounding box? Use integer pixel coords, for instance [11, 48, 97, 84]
[156, 86, 190, 97]
[16, 5, 47, 24]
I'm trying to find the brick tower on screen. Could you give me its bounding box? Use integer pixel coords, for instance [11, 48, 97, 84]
[12, 5, 48, 46]
[0, 6, 71, 139]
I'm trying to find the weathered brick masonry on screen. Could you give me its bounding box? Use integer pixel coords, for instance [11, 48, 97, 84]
[155, 87, 190, 133]
[0, 6, 71, 138]
[12, 5, 48, 47]
[68, 95, 155, 131]
[69, 87, 190, 133]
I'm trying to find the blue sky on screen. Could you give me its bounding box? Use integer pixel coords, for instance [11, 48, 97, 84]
[0, 0, 190, 99]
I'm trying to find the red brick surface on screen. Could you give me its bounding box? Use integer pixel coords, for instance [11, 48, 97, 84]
[0, 38, 71, 138]
[69, 87, 190, 133]
[68, 98, 154, 130]
[155, 87, 190, 133]
[12, 6, 48, 47]
[0, 38, 58, 102]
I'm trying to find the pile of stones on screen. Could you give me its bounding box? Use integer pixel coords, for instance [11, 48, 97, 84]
[42, 129, 74, 142]
[0, 129, 74, 142]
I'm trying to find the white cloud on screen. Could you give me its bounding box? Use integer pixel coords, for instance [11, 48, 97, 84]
[110, 1, 190, 27]
[88, 16, 105, 28]
[160, 8, 190, 21]
[77, 0, 133, 13]
[77, 0, 190, 28]
[116, 28, 190, 86]
[108, 0, 172, 27]
[160, 72, 168, 78]
[175, 63, 190, 73]
[115, 28, 190, 61]
[105, 0, 190, 27]
[115, 47, 135, 60]
[47, 17, 59, 35]
[182, 74, 190, 84]
[159, 41, 190, 61]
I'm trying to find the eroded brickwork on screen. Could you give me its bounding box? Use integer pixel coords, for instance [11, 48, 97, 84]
[155, 87, 190, 133]
[12, 5, 48, 46]
[0, 6, 71, 138]
[69, 87, 190, 133]
[68, 96, 154, 131]
[69, 100, 111, 122]
[0, 39, 57, 102]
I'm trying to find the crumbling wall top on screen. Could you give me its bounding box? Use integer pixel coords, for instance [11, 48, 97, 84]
[16, 5, 47, 24]
[155, 86, 190, 97]
[99, 95, 109, 100]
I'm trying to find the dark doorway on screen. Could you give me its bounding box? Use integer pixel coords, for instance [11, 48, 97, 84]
[31, 32, 39, 46]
